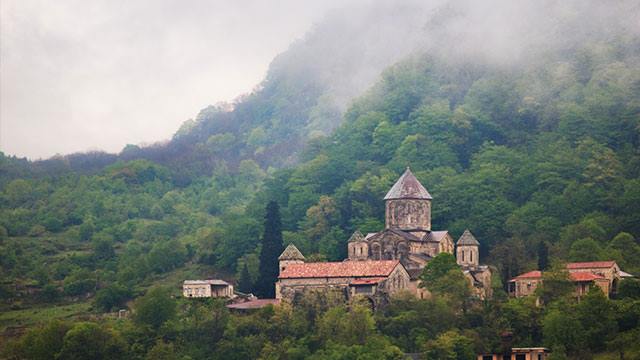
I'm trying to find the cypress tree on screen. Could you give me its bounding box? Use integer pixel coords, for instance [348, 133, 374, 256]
[255, 201, 283, 298]
[238, 263, 252, 294]
[538, 240, 549, 271]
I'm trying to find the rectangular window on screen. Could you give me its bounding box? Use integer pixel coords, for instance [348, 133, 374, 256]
[515, 354, 526, 360]
[355, 286, 373, 294]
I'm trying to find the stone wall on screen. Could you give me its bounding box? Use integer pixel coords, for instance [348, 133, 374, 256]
[408, 279, 431, 300]
[513, 278, 541, 297]
[277, 265, 411, 307]
[457, 245, 479, 267]
[567, 265, 619, 295]
[439, 234, 455, 254]
[385, 199, 431, 231]
[348, 241, 369, 261]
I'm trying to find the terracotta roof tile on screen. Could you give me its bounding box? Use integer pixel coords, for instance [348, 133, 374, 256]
[510, 270, 542, 281]
[566, 261, 616, 269]
[570, 272, 605, 282]
[351, 277, 386, 285]
[384, 167, 432, 200]
[278, 260, 400, 279]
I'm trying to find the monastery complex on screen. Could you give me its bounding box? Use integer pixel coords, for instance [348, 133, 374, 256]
[275, 168, 492, 306]
[182, 169, 632, 308]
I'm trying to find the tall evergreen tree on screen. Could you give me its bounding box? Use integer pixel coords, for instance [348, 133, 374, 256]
[538, 241, 549, 271]
[255, 201, 283, 298]
[238, 263, 252, 294]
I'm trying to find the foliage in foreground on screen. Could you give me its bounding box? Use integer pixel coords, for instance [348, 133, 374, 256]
[4, 279, 640, 360]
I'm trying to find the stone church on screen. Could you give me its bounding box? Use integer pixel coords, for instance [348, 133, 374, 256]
[276, 167, 492, 303]
[347, 167, 492, 298]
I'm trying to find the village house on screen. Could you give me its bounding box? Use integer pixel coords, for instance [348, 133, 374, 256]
[182, 280, 234, 298]
[478, 347, 551, 360]
[508, 260, 629, 299]
[275, 167, 493, 304]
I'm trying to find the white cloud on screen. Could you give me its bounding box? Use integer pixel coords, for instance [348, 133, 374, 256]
[0, 0, 350, 159]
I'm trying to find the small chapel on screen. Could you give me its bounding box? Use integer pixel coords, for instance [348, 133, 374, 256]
[276, 168, 492, 305]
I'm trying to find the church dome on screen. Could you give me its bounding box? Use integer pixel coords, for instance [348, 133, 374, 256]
[384, 167, 432, 200]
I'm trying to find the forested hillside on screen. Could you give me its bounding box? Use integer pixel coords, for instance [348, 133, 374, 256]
[262, 43, 640, 280]
[2, 0, 640, 359]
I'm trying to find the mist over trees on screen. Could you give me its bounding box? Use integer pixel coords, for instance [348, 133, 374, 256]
[1, 0, 640, 359]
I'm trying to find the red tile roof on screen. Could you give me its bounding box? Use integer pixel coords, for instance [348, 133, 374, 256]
[511, 269, 609, 282]
[351, 277, 386, 285]
[279, 260, 400, 279]
[511, 270, 542, 281]
[569, 272, 605, 282]
[566, 261, 616, 269]
[226, 299, 280, 310]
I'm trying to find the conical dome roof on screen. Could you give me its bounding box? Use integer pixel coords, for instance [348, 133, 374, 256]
[384, 167, 432, 200]
[456, 229, 480, 246]
[279, 244, 305, 260]
[348, 230, 365, 243]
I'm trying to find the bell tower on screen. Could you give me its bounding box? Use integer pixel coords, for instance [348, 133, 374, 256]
[278, 244, 305, 274]
[456, 229, 480, 268]
[384, 167, 432, 233]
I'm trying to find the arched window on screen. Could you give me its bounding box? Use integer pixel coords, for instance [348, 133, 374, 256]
[462, 250, 465, 262]
[470, 251, 473, 263]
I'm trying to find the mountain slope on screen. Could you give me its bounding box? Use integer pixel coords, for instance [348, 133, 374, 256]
[1, 0, 639, 339]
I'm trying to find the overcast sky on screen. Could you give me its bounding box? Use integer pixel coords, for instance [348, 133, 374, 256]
[0, 0, 359, 160]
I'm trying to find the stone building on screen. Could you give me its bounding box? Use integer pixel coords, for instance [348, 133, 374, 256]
[183, 280, 234, 298]
[478, 347, 551, 360]
[347, 168, 492, 298]
[275, 256, 410, 307]
[566, 261, 622, 295]
[508, 260, 627, 299]
[276, 167, 492, 302]
[279, 243, 305, 273]
[508, 271, 543, 298]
